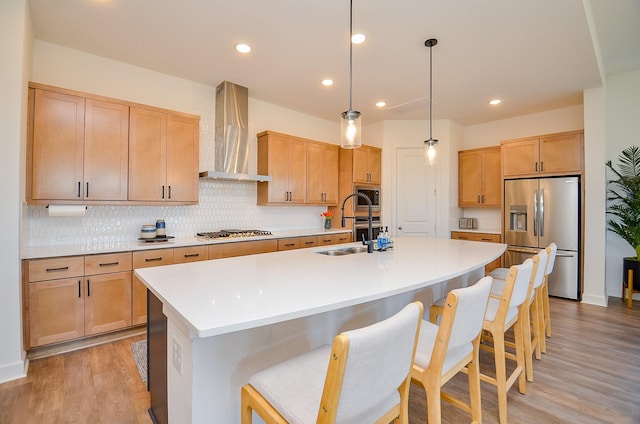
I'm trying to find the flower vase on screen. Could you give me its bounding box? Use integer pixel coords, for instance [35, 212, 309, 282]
[324, 219, 332, 230]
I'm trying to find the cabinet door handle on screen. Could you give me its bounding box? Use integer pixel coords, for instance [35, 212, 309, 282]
[99, 261, 119, 267]
[162, 185, 165, 199]
[87, 279, 90, 297]
[86, 182, 89, 198]
[184, 253, 200, 258]
[78, 280, 81, 298]
[284, 243, 295, 247]
[77, 181, 81, 198]
[304, 241, 314, 245]
[477, 195, 481, 203]
[168, 185, 172, 199]
[46, 266, 69, 272]
[535, 162, 538, 172]
[481, 195, 485, 203]
[540, 161, 544, 172]
[145, 257, 163, 262]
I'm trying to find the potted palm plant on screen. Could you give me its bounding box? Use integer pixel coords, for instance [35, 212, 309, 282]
[606, 145, 640, 300]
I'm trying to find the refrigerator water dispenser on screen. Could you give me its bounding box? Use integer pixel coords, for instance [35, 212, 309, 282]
[509, 205, 528, 231]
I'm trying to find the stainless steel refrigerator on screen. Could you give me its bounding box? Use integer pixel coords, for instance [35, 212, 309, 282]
[504, 177, 580, 299]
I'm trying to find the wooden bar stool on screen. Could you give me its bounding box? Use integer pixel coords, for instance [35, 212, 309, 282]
[241, 301, 423, 424]
[411, 276, 493, 424]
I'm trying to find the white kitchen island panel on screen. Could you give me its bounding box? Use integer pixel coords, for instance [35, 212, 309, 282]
[135, 236, 505, 423]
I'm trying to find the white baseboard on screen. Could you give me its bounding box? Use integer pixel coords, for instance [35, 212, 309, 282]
[581, 293, 608, 307]
[0, 351, 28, 384]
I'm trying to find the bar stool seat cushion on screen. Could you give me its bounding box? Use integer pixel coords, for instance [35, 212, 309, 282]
[248, 346, 333, 424]
[414, 320, 473, 376]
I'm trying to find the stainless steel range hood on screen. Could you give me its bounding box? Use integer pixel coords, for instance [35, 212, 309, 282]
[199, 81, 271, 182]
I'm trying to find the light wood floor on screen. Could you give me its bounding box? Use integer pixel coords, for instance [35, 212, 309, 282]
[1, 298, 639, 423]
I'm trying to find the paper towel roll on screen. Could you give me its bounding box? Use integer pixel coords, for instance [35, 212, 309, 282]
[47, 205, 87, 217]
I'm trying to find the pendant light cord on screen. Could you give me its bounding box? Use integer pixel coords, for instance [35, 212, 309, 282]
[429, 41, 433, 140]
[349, 0, 353, 111]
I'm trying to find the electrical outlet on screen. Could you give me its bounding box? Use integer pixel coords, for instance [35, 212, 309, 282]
[172, 338, 182, 375]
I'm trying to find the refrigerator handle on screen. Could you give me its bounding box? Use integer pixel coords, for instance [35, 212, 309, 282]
[540, 188, 545, 237]
[533, 189, 538, 236]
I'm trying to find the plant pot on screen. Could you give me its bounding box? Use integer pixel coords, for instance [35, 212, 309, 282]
[623, 257, 640, 290]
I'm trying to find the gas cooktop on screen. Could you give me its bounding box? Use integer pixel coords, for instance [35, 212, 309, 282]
[196, 229, 272, 239]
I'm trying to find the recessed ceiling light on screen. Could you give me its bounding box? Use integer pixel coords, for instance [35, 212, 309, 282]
[375, 101, 386, 108]
[489, 99, 502, 105]
[235, 43, 252, 53]
[351, 33, 366, 44]
[321, 79, 334, 87]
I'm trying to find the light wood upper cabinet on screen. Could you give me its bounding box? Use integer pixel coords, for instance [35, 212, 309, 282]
[458, 146, 501, 208]
[306, 141, 339, 205]
[129, 108, 199, 203]
[502, 130, 583, 178]
[29, 87, 129, 202]
[29, 88, 85, 201]
[166, 114, 200, 202]
[84, 99, 130, 200]
[27, 82, 199, 205]
[257, 131, 307, 205]
[351, 146, 382, 184]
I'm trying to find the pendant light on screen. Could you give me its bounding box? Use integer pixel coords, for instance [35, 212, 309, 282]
[424, 38, 438, 165]
[340, 0, 361, 149]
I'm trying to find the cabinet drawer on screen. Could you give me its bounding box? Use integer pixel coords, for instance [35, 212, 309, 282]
[299, 236, 319, 249]
[475, 234, 500, 243]
[174, 246, 208, 264]
[209, 240, 278, 259]
[334, 233, 352, 244]
[278, 238, 299, 251]
[318, 234, 337, 246]
[28, 256, 84, 282]
[85, 252, 132, 275]
[450, 231, 474, 241]
[133, 249, 174, 269]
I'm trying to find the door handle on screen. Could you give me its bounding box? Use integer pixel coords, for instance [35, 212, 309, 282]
[398, 226, 403, 230]
[533, 191, 537, 236]
[540, 189, 545, 237]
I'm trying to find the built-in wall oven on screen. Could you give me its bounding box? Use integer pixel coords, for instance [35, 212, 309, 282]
[355, 186, 380, 212]
[354, 216, 382, 242]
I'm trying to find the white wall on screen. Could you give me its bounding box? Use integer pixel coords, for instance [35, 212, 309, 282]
[379, 119, 460, 239]
[583, 86, 607, 305]
[462, 105, 584, 149]
[604, 69, 640, 300]
[0, 0, 31, 383]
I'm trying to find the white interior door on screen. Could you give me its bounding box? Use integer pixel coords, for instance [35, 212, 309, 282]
[396, 148, 436, 237]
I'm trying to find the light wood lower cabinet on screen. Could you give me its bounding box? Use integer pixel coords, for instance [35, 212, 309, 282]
[208, 240, 278, 259]
[28, 277, 85, 348]
[132, 249, 174, 326]
[451, 231, 502, 274]
[23, 234, 351, 350]
[26, 253, 132, 348]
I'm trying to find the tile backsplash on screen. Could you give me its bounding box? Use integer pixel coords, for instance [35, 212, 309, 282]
[25, 180, 327, 247]
[459, 208, 501, 232]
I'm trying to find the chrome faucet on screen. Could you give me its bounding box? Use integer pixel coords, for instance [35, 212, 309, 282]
[341, 193, 374, 253]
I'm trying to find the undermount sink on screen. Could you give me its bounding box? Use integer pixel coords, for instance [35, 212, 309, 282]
[316, 245, 369, 256]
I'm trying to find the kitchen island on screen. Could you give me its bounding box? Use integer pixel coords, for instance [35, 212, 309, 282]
[135, 236, 505, 423]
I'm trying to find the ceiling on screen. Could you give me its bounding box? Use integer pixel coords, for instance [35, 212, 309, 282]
[27, 0, 640, 127]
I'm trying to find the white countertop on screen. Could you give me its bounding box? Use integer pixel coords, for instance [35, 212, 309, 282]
[135, 236, 505, 338]
[21, 228, 352, 259]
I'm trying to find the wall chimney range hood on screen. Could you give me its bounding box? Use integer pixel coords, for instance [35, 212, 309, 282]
[199, 81, 272, 182]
